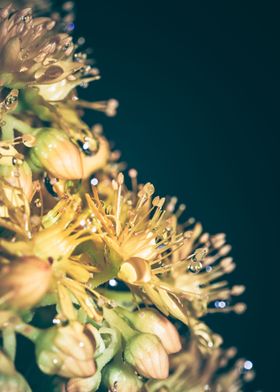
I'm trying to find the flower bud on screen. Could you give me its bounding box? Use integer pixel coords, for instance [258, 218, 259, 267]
[102, 360, 143, 392]
[0, 161, 33, 200]
[35, 321, 96, 378]
[29, 128, 83, 180]
[124, 333, 169, 380]
[124, 308, 181, 354]
[0, 256, 52, 309]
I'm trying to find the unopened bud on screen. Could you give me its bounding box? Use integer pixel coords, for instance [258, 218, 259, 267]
[35, 321, 96, 378]
[124, 308, 182, 354]
[124, 333, 169, 379]
[29, 128, 83, 180]
[0, 256, 52, 309]
[103, 360, 143, 392]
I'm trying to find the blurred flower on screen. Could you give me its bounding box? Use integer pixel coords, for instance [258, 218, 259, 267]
[124, 333, 169, 379]
[145, 340, 254, 392]
[35, 321, 96, 378]
[0, 4, 96, 98]
[0, 256, 51, 309]
[29, 128, 83, 179]
[0, 161, 33, 200]
[168, 219, 246, 318]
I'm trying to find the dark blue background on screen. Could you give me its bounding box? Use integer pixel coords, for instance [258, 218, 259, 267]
[75, 1, 278, 390]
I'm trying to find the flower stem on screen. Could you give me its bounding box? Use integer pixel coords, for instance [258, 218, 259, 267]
[15, 322, 40, 343]
[2, 327, 16, 362]
[5, 115, 38, 135]
[103, 308, 135, 341]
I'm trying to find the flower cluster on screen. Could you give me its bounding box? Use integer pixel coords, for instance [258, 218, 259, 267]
[0, 2, 253, 391]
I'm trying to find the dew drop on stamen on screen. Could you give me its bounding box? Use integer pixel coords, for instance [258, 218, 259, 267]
[187, 260, 203, 274]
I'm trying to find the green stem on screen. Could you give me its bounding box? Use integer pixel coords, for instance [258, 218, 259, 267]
[97, 288, 139, 310]
[14, 322, 40, 343]
[1, 121, 14, 140]
[5, 115, 39, 135]
[36, 292, 57, 307]
[103, 308, 135, 341]
[2, 327, 16, 362]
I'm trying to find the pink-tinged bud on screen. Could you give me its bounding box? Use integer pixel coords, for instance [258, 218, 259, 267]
[0, 256, 52, 309]
[124, 333, 169, 380]
[29, 128, 83, 180]
[35, 322, 96, 378]
[102, 360, 143, 392]
[125, 308, 182, 354]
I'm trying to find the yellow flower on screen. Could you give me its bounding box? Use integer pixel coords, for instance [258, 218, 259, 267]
[86, 175, 183, 282]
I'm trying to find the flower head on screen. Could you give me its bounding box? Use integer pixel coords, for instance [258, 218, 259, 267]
[0, 4, 97, 98]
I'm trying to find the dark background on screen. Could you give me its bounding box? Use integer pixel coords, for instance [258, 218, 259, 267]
[74, 1, 278, 390]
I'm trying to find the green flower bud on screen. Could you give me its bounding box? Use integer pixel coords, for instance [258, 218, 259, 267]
[35, 321, 96, 378]
[124, 333, 169, 380]
[122, 308, 182, 354]
[103, 360, 143, 392]
[29, 128, 83, 180]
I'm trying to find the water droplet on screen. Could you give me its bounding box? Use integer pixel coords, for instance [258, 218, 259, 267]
[90, 178, 98, 186]
[109, 279, 118, 287]
[244, 360, 253, 370]
[34, 198, 42, 208]
[188, 260, 203, 274]
[21, 14, 31, 23]
[44, 175, 58, 197]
